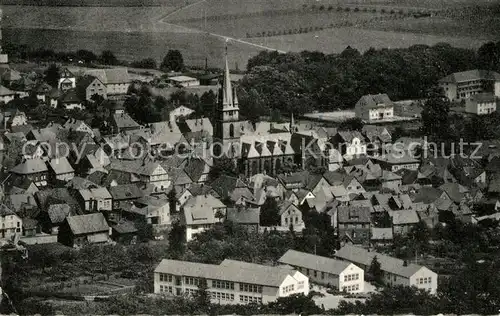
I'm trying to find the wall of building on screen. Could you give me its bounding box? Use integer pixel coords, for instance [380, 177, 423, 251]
[338, 264, 365, 293]
[107, 83, 129, 95]
[86, 231, 109, 243]
[409, 267, 438, 294]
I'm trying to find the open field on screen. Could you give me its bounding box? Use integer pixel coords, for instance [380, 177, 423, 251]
[0, 0, 190, 6]
[247, 27, 489, 55]
[2, 0, 497, 69]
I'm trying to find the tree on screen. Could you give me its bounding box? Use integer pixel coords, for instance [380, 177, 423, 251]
[368, 256, 383, 284]
[134, 217, 153, 241]
[168, 221, 186, 255]
[208, 157, 237, 181]
[76, 49, 97, 63]
[161, 50, 184, 72]
[168, 188, 177, 214]
[100, 50, 119, 65]
[269, 294, 321, 315]
[130, 58, 157, 69]
[339, 117, 364, 131]
[260, 198, 280, 226]
[194, 278, 211, 311]
[408, 220, 430, 253]
[44, 64, 60, 88]
[421, 87, 450, 142]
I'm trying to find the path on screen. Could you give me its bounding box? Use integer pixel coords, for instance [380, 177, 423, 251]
[156, 0, 286, 53]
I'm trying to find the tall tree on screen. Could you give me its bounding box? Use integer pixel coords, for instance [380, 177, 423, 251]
[161, 50, 184, 72]
[100, 50, 119, 65]
[44, 64, 60, 88]
[168, 221, 185, 255]
[260, 198, 281, 226]
[420, 87, 450, 142]
[368, 255, 383, 284]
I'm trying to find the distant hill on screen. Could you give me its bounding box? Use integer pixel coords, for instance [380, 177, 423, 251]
[0, 0, 188, 6]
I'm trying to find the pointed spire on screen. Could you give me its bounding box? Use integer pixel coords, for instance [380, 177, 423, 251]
[222, 40, 233, 107]
[290, 112, 295, 131]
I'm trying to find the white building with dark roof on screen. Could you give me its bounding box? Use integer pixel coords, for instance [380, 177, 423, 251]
[334, 244, 438, 294]
[180, 194, 226, 241]
[355, 94, 394, 121]
[154, 258, 309, 304]
[84, 68, 131, 95]
[439, 69, 500, 101]
[278, 249, 364, 293]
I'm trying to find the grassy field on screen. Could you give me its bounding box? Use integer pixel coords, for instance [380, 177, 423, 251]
[246, 26, 489, 55]
[0, 0, 190, 6]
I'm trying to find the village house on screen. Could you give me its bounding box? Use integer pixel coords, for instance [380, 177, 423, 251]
[355, 94, 394, 122]
[330, 131, 367, 158]
[59, 89, 84, 110]
[465, 92, 497, 115]
[169, 105, 195, 122]
[58, 68, 76, 91]
[131, 195, 171, 230]
[58, 213, 111, 247]
[180, 194, 226, 241]
[0, 85, 17, 104]
[278, 249, 364, 293]
[153, 258, 309, 304]
[76, 75, 107, 101]
[77, 187, 113, 212]
[0, 204, 22, 239]
[41, 203, 72, 234]
[226, 207, 260, 233]
[9, 158, 49, 187]
[84, 68, 131, 96]
[277, 200, 304, 229]
[337, 206, 371, 245]
[391, 209, 420, 235]
[48, 157, 75, 182]
[62, 118, 95, 138]
[439, 69, 500, 101]
[334, 244, 438, 294]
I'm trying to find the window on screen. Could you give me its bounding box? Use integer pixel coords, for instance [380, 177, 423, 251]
[213, 280, 234, 290]
[229, 124, 234, 138]
[298, 281, 304, 289]
[313, 270, 317, 278]
[321, 272, 325, 279]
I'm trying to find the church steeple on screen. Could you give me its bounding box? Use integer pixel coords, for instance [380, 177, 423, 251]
[222, 45, 233, 107]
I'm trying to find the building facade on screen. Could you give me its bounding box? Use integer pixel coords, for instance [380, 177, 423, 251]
[154, 259, 309, 304]
[465, 93, 497, 115]
[439, 69, 500, 101]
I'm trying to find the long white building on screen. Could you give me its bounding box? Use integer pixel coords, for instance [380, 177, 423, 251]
[154, 258, 309, 304]
[278, 249, 365, 293]
[334, 244, 438, 294]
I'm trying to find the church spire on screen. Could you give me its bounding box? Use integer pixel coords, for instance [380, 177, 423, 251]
[222, 41, 233, 107]
[290, 112, 295, 132]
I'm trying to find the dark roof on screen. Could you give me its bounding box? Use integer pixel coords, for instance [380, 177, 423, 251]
[66, 213, 109, 235]
[112, 221, 138, 234]
[60, 88, 82, 104]
[356, 93, 393, 109]
[47, 204, 71, 224]
[210, 174, 247, 200]
[35, 188, 81, 213]
[108, 184, 144, 200]
[337, 206, 371, 223]
[412, 187, 444, 204]
[184, 158, 207, 182]
[439, 69, 500, 83]
[226, 207, 260, 225]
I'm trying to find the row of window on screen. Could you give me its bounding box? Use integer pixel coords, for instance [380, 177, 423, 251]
[343, 284, 360, 292]
[417, 277, 432, 284]
[282, 284, 295, 294]
[185, 288, 198, 296]
[159, 285, 173, 293]
[185, 277, 200, 286]
[213, 280, 234, 290]
[298, 281, 305, 289]
[344, 273, 360, 282]
[211, 291, 235, 301]
[284, 217, 300, 225]
[240, 295, 262, 304]
[240, 283, 263, 293]
[159, 273, 173, 282]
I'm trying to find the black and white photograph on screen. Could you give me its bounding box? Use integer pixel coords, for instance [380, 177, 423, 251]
[0, 0, 499, 314]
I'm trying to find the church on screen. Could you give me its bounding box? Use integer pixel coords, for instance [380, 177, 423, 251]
[212, 49, 298, 178]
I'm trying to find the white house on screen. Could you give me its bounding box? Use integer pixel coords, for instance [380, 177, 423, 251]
[84, 68, 131, 95]
[0, 204, 22, 239]
[355, 94, 394, 121]
[169, 105, 195, 122]
[279, 249, 364, 293]
[465, 92, 497, 115]
[180, 194, 226, 241]
[48, 157, 75, 182]
[78, 187, 112, 212]
[154, 258, 309, 304]
[334, 244, 438, 294]
[332, 131, 367, 157]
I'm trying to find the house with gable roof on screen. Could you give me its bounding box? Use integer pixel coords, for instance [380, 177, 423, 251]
[279, 249, 364, 293]
[58, 68, 76, 91]
[58, 212, 110, 247]
[154, 258, 309, 303]
[334, 244, 438, 294]
[355, 94, 394, 122]
[330, 131, 367, 158]
[277, 200, 304, 229]
[438, 69, 500, 101]
[48, 157, 75, 182]
[0, 204, 22, 239]
[9, 158, 48, 187]
[337, 205, 371, 245]
[181, 194, 226, 241]
[84, 68, 131, 96]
